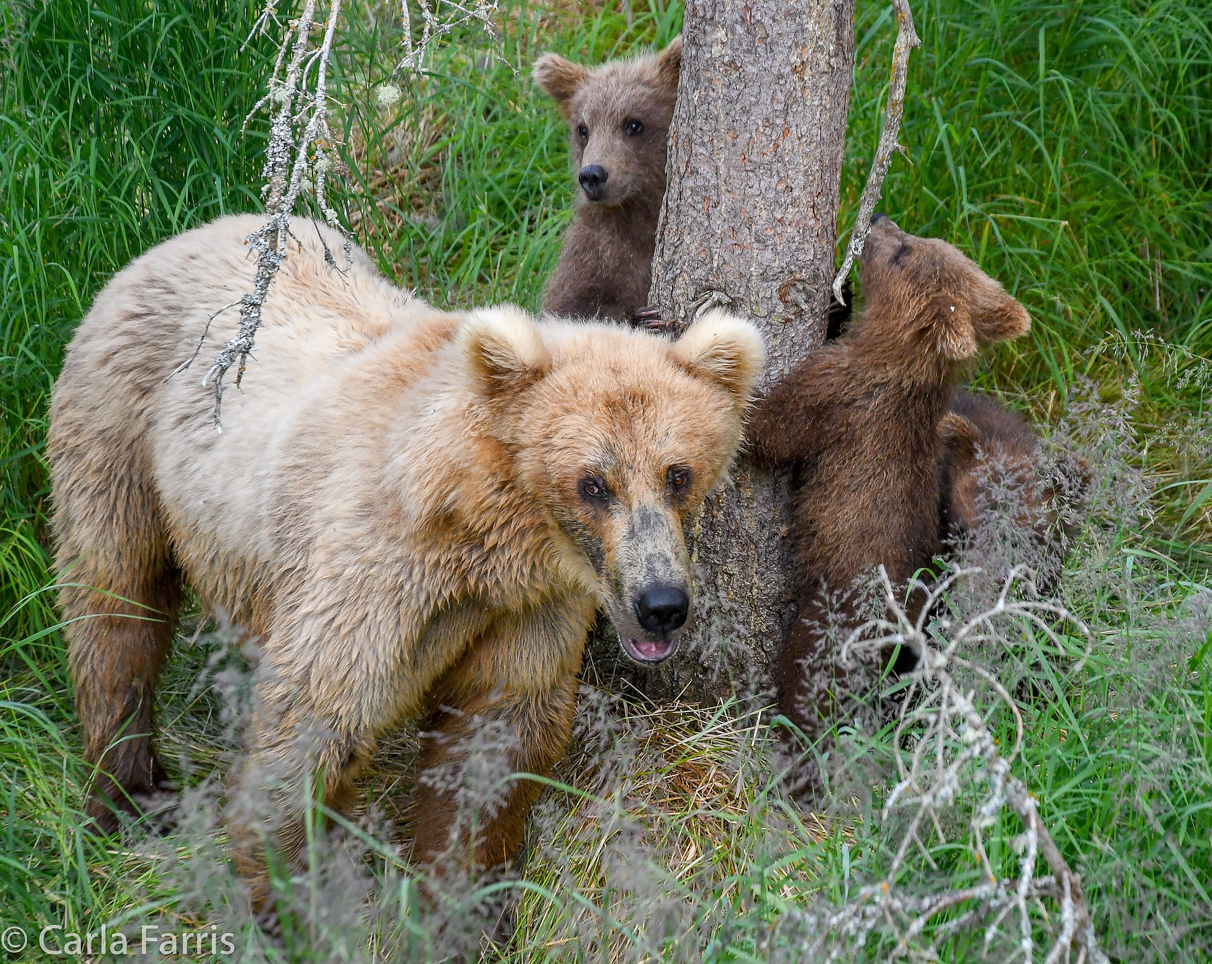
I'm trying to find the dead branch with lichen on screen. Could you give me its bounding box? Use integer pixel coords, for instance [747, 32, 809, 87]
[172, 0, 350, 429]
[395, 0, 513, 76]
[833, 0, 921, 304]
[183, 0, 513, 429]
[784, 564, 1110, 963]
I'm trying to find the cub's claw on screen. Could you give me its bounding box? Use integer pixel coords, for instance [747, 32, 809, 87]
[631, 305, 683, 334]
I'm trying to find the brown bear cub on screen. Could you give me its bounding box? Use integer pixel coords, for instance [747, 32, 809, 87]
[48, 214, 763, 912]
[534, 37, 681, 323]
[938, 390, 1091, 590]
[828, 295, 1086, 568]
[747, 215, 1031, 735]
[939, 390, 1045, 539]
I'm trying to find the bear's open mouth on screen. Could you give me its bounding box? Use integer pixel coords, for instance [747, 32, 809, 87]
[619, 636, 677, 664]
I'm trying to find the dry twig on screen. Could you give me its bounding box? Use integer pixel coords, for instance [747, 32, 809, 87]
[396, 0, 514, 75]
[810, 565, 1109, 963]
[178, 1, 351, 429]
[832, 0, 921, 304]
[183, 0, 516, 429]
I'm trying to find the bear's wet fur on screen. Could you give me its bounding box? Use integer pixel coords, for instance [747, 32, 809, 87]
[48, 214, 763, 913]
[747, 216, 1031, 735]
[534, 37, 681, 323]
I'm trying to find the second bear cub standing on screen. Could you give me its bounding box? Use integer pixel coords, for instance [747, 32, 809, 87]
[534, 37, 681, 322]
[748, 216, 1031, 733]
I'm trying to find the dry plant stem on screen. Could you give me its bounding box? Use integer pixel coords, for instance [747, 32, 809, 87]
[182, 0, 515, 429]
[398, 0, 513, 75]
[832, 0, 921, 304]
[193, 0, 349, 429]
[829, 566, 1109, 963]
[247, 0, 284, 43]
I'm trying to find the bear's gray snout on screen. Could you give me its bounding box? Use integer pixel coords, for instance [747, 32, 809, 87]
[602, 503, 694, 666]
[578, 164, 608, 201]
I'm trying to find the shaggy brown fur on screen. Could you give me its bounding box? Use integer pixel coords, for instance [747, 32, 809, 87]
[831, 295, 1087, 579]
[939, 390, 1091, 587]
[747, 216, 1031, 733]
[939, 390, 1043, 537]
[48, 215, 763, 912]
[535, 37, 681, 323]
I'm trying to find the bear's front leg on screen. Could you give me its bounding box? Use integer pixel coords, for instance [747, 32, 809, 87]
[411, 601, 593, 873]
[226, 702, 371, 921]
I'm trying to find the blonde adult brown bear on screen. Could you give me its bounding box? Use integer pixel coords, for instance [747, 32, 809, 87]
[48, 215, 763, 909]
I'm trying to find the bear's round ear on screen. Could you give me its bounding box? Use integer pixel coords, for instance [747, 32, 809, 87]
[533, 54, 590, 113]
[671, 308, 765, 402]
[938, 412, 980, 467]
[459, 307, 551, 397]
[655, 35, 682, 88]
[974, 287, 1031, 344]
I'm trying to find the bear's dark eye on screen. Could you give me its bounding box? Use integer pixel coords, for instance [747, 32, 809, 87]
[577, 123, 589, 141]
[625, 119, 643, 136]
[666, 466, 692, 495]
[579, 476, 610, 504]
[891, 242, 911, 265]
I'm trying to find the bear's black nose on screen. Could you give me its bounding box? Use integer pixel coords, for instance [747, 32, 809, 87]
[871, 211, 889, 224]
[579, 165, 609, 201]
[634, 585, 689, 636]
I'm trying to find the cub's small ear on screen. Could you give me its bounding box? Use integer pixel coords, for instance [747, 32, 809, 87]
[460, 306, 551, 397]
[533, 54, 589, 113]
[975, 287, 1031, 344]
[925, 297, 978, 361]
[672, 308, 765, 402]
[654, 35, 682, 88]
[938, 412, 980, 467]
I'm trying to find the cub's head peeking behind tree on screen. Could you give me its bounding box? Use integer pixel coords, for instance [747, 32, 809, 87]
[534, 37, 681, 323]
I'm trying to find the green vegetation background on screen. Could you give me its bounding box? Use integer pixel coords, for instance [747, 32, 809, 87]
[2, 0, 1210, 959]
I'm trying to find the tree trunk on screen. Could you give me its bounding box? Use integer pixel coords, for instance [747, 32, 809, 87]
[645, 0, 855, 702]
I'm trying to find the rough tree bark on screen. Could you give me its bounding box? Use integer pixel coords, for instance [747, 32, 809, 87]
[642, 0, 856, 701]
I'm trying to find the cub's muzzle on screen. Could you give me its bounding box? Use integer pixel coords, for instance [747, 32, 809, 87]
[578, 164, 608, 201]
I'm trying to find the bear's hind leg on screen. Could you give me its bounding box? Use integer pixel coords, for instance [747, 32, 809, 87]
[52, 440, 181, 833]
[776, 597, 837, 741]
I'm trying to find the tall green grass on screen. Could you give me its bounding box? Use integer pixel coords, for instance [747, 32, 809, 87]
[1, 0, 1210, 959]
[853, 0, 1212, 378]
[0, 0, 281, 945]
[1, 0, 277, 642]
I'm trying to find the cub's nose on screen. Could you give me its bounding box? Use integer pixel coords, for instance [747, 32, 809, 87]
[634, 585, 689, 636]
[578, 165, 609, 201]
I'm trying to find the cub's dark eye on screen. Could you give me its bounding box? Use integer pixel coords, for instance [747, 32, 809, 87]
[666, 466, 692, 495]
[577, 123, 589, 141]
[891, 242, 911, 265]
[624, 119, 643, 136]
[579, 476, 610, 504]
